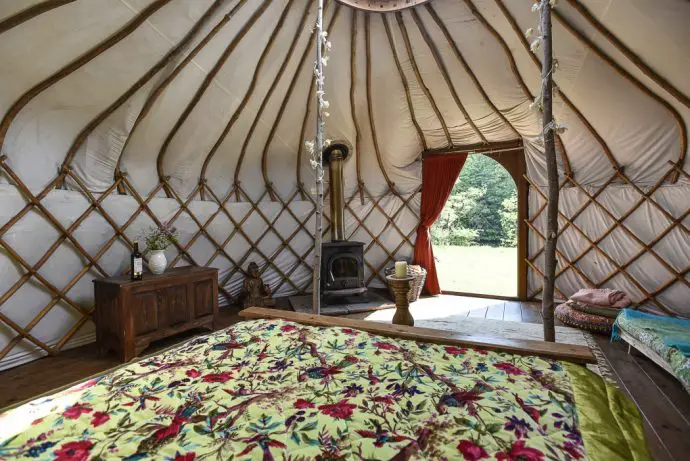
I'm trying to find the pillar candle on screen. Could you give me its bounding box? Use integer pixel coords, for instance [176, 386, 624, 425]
[395, 261, 408, 278]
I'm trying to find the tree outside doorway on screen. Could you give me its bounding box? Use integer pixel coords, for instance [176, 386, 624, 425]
[431, 154, 517, 297]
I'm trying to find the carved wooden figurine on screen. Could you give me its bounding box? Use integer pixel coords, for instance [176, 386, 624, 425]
[242, 262, 274, 308]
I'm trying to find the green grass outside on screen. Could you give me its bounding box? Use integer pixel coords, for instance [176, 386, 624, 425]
[434, 245, 517, 297]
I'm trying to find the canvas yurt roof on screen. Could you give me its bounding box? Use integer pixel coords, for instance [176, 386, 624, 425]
[0, 0, 688, 368]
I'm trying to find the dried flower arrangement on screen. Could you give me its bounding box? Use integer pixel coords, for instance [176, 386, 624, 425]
[142, 224, 179, 252]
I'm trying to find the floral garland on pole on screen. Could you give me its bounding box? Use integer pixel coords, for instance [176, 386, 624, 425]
[528, 0, 565, 341]
[305, 0, 331, 315]
[527, 1, 566, 136]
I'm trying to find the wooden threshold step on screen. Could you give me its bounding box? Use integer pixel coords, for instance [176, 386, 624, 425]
[239, 307, 596, 365]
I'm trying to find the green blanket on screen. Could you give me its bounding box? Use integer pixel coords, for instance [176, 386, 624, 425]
[0, 319, 650, 460]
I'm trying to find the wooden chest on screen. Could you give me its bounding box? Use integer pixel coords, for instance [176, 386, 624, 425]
[93, 266, 219, 362]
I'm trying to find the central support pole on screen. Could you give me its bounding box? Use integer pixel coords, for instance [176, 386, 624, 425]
[539, 0, 559, 342]
[312, 0, 326, 315]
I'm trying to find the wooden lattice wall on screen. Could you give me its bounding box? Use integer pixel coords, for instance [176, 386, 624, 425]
[526, 161, 690, 317]
[0, 151, 419, 362]
[0, 0, 689, 368]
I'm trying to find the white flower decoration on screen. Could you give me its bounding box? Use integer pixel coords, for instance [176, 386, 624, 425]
[530, 38, 542, 53]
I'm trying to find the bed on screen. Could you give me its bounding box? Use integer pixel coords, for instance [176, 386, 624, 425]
[613, 308, 690, 394]
[0, 308, 650, 460]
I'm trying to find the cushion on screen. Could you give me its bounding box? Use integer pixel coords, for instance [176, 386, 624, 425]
[555, 303, 615, 334]
[567, 300, 621, 319]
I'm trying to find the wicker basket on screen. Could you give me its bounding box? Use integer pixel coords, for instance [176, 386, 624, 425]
[384, 264, 427, 303]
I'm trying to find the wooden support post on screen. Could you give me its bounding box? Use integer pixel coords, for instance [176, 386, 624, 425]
[539, 0, 559, 342]
[312, 0, 325, 315]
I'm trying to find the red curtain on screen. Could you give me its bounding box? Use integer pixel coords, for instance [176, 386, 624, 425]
[413, 153, 468, 295]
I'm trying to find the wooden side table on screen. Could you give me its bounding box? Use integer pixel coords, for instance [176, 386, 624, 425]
[93, 266, 219, 362]
[387, 275, 415, 326]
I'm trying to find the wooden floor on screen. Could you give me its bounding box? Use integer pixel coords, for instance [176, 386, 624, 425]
[0, 296, 688, 460]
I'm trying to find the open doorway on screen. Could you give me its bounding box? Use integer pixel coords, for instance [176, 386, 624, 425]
[431, 154, 518, 298]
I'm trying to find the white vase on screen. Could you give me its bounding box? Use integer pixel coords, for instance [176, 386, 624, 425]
[149, 250, 167, 275]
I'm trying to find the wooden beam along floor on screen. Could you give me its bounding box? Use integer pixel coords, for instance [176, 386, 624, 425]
[0, 295, 687, 460]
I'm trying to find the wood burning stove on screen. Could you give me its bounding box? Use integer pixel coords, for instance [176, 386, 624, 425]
[321, 143, 367, 298]
[322, 241, 365, 295]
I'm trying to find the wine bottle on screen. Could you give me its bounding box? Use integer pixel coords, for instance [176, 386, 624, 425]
[131, 241, 143, 281]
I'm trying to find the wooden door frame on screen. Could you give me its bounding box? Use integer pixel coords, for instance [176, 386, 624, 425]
[424, 143, 528, 301]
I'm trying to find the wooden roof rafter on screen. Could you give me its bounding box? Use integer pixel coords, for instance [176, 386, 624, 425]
[155, 0, 272, 197]
[550, 6, 688, 183]
[394, 11, 452, 147]
[114, 0, 248, 193]
[492, 0, 620, 172]
[257, 0, 315, 201]
[256, 2, 336, 201]
[424, 3, 520, 140]
[382, 14, 427, 152]
[0, 0, 173, 161]
[59, 0, 229, 184]
[297, 81, 316, 200]
[365, 13, 396, 192]
[349, 8, 365, 203]
[408, 9, 488, 144]
[461, 0, 572, 177]
[196, 0, 298, 200]
[563, 0, 689, 109]
[292, 5, 343, 200]
[0, 0, 76, 36]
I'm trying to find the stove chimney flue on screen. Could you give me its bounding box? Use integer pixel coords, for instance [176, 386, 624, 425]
[323, 143, 350, 242]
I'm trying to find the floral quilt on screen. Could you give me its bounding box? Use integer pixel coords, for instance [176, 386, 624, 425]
[0, 319, 649, 460]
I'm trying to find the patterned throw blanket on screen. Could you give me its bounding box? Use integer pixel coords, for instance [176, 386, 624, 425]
[0, 319, 649, 460]
[613, 309, 690, 393]
[613, 309, 690, 356]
